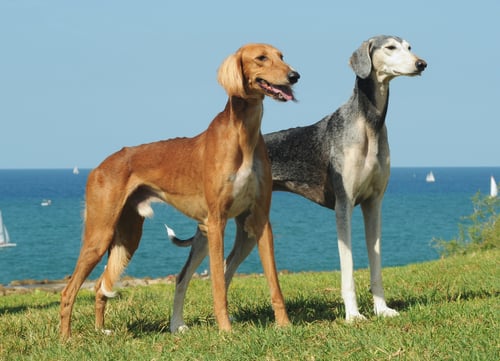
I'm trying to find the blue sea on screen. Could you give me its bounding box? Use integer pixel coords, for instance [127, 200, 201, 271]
[0, 167, 498, 286]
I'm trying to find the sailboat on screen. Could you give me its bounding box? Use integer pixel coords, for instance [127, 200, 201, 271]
[426, 171, 435, 183]
[73, 166, 79, 175]
[0, 210, 16, 248]
[490, 176, 498, 197]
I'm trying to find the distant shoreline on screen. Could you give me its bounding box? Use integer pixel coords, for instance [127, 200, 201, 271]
[0, 274, 180, 296]
[0, 270, 295, 296]
[0, 270, 283, 295]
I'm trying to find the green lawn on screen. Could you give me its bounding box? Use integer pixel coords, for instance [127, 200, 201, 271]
[1, 249, 499, 360]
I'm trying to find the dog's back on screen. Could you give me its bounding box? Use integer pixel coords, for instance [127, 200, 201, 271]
[265, 104, 355, 210]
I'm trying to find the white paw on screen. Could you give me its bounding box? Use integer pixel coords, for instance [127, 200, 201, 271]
[345, 312, 367, 323]
[102, 329, 113, 336]
[171, 324, 189, 334]
[375, 307, 400, 318]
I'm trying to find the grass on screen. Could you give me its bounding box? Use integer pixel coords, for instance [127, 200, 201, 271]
[1, 249, 499, 360]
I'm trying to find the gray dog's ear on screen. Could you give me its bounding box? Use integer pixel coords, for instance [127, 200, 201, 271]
[349, 40, 372, 79]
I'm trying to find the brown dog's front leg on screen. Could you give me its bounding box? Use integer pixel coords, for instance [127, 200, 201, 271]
[207, 218, 232, 331]
[257, 221, 290, 327]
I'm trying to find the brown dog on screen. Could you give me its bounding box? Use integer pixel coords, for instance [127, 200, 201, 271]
[59, 43, 300, 339]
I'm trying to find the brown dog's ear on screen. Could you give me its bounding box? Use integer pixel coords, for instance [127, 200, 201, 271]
[217, 51, 246, 98]
[349, 40, 372, 79]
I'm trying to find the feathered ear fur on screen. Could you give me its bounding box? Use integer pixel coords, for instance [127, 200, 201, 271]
[217, 51, 246, 98]
[349, 40, 372, 79]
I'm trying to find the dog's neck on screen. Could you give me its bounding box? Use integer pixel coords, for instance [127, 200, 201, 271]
[355, 75, 389, 132]
[226, 96, 264, 158]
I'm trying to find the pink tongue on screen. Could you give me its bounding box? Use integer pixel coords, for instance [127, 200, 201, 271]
[259, 81, 294, 100]
[278, 87, 294, 101]
[270, 84, 294, 101]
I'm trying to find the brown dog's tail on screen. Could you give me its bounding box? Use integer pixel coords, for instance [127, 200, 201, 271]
[165, 224, 194, 247]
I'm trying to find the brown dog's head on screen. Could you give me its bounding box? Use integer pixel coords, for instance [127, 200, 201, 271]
[217, 43, 299, 101]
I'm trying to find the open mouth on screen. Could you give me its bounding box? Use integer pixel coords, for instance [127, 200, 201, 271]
[256, 78, 295, 102]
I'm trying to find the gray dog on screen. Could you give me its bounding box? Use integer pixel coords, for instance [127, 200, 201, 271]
[167, 35, 427, 331]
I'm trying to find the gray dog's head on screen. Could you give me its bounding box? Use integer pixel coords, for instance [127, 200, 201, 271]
[350, 35, 427, 81]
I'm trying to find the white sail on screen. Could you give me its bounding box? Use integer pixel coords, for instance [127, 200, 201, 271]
[73, 166, 79, 175]
[490, 176, 498, 197]
[0, 211, 6, 244]
[4, 227, 9, 244]
[426, 171, 435, 183]
[0, 210, 16, 247]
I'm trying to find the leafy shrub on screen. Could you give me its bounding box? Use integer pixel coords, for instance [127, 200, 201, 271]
[432, 191, 500, 257]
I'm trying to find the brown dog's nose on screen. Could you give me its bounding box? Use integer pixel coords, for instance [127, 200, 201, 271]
[288, 71, 300, 84]
[416, 59, 427, 71]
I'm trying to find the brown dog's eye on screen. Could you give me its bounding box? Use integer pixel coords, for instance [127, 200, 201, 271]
[256, 55, 267, 61]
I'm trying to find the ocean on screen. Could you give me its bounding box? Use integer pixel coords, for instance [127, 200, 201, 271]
[0, 167, 498, 286]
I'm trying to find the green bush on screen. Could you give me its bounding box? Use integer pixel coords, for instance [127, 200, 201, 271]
[433, 191, 500, 257]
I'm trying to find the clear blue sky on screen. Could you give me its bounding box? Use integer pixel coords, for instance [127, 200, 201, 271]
[1, 1, 498, 168]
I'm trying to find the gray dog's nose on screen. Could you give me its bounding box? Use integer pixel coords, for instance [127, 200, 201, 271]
[288, 71, 300, 84]
[416, 59, 427, 71]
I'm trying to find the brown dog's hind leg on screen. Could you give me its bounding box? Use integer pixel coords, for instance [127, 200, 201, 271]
[94, 204, 144, 333]
[60, 224, 116, 339]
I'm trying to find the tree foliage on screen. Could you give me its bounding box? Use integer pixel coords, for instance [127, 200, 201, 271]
[433, 191, 500, 257]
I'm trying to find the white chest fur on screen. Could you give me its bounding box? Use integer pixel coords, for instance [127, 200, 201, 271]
[228, 160, 260, 217]
[341, 122, 390, 202]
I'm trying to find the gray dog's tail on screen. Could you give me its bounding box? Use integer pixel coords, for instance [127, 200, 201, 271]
[164, 224, 194, 247]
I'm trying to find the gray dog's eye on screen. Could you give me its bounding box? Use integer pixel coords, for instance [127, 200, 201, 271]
[386, 45, 397, 50]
